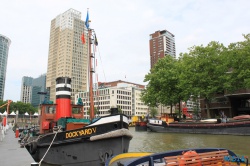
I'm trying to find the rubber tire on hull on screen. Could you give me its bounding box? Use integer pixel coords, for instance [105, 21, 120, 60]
[29, 142, 37, 155]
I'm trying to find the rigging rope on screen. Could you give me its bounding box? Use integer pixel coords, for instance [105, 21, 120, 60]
[96, 46, 106, 83]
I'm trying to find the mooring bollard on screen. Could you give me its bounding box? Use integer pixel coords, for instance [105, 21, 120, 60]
[15, 128, 19, 138]
[31, 162, 39, 166]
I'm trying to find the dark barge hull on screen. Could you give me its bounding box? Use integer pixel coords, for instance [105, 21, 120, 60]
[147, 121, 250, 135]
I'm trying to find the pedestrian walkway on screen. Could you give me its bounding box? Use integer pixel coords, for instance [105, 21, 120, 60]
[0, 128, 35, 166]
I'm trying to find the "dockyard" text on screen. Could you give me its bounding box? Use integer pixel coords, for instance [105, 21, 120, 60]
[65, 127, 97, 139]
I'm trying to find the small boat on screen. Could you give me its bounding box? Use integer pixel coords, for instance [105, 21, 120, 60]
[105, 148, 249, 166]
[135, 121, 148, 131]
[23, 11, 133, 166]
[147, 114, 250, 135]
[233, 115, 250, 120]
[129, 115, 148, 131]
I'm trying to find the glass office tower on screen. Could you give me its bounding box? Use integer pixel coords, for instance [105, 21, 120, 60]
[0, 34, 11, 100]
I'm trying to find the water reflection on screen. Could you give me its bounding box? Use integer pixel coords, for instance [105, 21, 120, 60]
[129, 127, 250, 157]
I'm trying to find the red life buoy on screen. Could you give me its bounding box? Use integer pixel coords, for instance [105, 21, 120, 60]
[179, 150, 201, 166]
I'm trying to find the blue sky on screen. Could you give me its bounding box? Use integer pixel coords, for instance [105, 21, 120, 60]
[1, 0, 250, 102]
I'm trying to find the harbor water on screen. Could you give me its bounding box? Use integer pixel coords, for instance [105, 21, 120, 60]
[129, 127, 250, 157]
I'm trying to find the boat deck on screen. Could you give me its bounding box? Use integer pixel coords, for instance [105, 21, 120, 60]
[0, 128, 35, 166]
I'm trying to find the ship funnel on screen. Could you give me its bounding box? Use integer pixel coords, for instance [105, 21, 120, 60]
[55, 77, 72, 120]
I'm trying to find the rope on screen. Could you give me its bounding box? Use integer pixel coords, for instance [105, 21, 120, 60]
[38, 126, 61, 166]
[96, 46, 106, 82]
[92, 30, 106, 83]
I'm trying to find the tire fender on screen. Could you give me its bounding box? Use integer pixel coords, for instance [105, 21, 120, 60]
[29, 142, 37, 155]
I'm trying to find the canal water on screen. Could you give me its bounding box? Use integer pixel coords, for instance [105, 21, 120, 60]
[129, 127, 250, 157]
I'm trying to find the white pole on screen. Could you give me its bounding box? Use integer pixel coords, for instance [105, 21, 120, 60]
[0, 123, 2, 141]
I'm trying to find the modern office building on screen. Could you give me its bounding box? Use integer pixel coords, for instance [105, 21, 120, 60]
[20, 74, 47, 107]
[75, 80, 148, 119]
[46, 8, 88, 103]
[20, 76, 33, 103]
[31, 74, 47, 107]
[149, 30, 176, 68]
[0, 34, 11, 100]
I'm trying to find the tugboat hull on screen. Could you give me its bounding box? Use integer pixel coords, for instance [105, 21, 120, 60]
[28, 130, 132, 166]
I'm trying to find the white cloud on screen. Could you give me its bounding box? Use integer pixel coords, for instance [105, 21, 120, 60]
[1, 0, 250, 102]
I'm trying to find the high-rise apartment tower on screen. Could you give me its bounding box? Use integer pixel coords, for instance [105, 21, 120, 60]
[149, 30, 176, 68]
[0, 34, 11, 100]
[46, 9, 88, 103]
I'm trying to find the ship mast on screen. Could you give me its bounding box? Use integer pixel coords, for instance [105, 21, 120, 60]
[88, 28, 95, 121]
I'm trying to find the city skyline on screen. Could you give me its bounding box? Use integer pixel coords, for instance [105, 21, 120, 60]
[1, 0, 250, 102]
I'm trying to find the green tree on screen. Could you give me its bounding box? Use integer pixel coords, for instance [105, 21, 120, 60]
[149, 107, 158, 118]
[223, 34, 250, 92]
[0, 100, 37, 115]
[141, 56, 188, 118]
[179, 41, 227, 118]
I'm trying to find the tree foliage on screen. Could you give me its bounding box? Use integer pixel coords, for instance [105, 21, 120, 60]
[141, 34, 250, 118]
[142, 56, 186, 109]
[149, 107, 158, 118]
[224, 34, 250, 92]
[0, 100, 37, 115]
[180, 41, 227, 100]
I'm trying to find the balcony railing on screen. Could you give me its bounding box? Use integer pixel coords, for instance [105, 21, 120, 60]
[209, 102, 231, 109]
[225, 89, 250, 95]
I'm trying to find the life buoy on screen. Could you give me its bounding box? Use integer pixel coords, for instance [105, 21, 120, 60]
[29, 142, 37, 155]
[179, 150, 201, 166]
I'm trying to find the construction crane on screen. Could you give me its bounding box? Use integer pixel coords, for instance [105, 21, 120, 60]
[0, 100, 12, 114]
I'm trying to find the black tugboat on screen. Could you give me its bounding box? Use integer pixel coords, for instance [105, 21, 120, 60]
[24, 11, 132, 166]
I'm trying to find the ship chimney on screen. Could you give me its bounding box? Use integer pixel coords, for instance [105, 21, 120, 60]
[55, 77, 72, 121]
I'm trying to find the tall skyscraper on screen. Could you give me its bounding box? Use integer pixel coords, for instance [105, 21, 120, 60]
[0, 34, 11, 100]
[46, 8, 88, 103]
[149, 30, 176, 69]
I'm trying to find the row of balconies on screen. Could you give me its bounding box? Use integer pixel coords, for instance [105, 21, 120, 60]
[209, 102, 231, 108]
[213, 89, 250, 97]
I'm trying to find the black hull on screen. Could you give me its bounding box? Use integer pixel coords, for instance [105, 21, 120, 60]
[25, 114, 133, 166]
[29, 135, 131, 166]
[147, 123, 250, 135]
